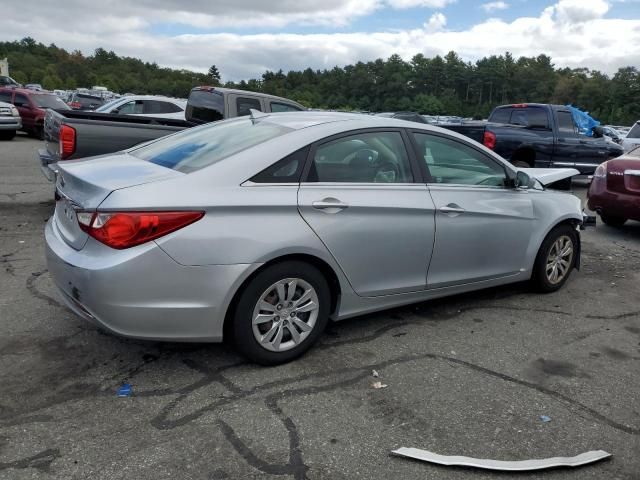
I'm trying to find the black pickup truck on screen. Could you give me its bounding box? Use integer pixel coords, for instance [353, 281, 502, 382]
[38, 87, 305, 180]
[443, 103, 623, 174]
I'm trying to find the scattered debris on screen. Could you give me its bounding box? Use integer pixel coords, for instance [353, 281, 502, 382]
[450, 350, 457, 356]
[540, 415, 551, 423]
[18, 240, 25, 244]
[117, 383, 132, 397]
[391, 448, 611, 471]
[371, 381, 388, 389]
[372, 370, 379, 378]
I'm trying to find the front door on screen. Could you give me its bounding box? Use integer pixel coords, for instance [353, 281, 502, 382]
[410, 131, 535, 288]
[298, 129, 435, 297]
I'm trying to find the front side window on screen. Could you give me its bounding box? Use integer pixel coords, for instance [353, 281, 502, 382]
[270, 102, 302, 113]
[557, 111, 576, 135]
[117, 101, 143, 114]
[131, 118, 292, 173]
[413, 132, 507, 187]
[237, 97, 262, 116]
[307, 131, 414, 183]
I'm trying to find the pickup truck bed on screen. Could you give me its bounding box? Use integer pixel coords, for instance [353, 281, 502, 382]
[39, 109, 191, 180]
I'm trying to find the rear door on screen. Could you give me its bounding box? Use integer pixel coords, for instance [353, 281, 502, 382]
[298, 129, 435, 297]
[410, 130, 535, 288]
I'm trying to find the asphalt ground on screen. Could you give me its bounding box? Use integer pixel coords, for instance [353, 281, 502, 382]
[1, 133, 639, 480]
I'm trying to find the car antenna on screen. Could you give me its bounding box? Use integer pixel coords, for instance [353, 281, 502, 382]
[249, 109, 269, 124]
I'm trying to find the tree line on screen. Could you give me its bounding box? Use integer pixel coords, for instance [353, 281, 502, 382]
[2, 37, 639, 125]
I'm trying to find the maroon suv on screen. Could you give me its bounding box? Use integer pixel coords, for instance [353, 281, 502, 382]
[0, 87, 70, 139]
[587, 146, 640, 226]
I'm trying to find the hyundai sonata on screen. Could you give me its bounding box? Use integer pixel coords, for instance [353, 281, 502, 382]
[46, 111, 584, 364]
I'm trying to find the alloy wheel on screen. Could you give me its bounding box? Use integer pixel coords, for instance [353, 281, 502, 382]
[251, 278, 319, 352]
[545, 235, 574, 285]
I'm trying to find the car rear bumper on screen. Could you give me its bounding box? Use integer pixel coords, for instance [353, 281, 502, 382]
[587, 181, 640, 221]
[38, 148, 57, 182]
[45, 216, 259, 342]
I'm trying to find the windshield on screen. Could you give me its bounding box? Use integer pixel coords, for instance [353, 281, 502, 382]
[131, 118, 293, 173]
[186, 90, 224, 124]
[32, 94, 70, 109]
[95, 98, 123, 112]
[627, 122, 640, 139]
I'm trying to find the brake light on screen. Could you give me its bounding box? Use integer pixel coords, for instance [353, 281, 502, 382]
[59, 125, 76, 159]
[69, 101, 81, 109]
[483, 131, 497, 150]
[593, 163, 607, 179]
[77, 211, 204, 249]
[512, 103, 528, 108]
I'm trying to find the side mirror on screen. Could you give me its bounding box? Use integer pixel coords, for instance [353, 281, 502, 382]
[515, 170, 530, 189]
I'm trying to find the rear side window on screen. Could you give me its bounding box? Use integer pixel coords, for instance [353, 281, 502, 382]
[627, 123, 640, 139]
[488, 108, 511, 123]
[557, 111, 576, 135]
[237, 97, 262, 116]
[186, 90, 224, 124]
[144, 100, 183, 114]
[13, 94, 29, 107]
[251, 146, 310, 183]
[131, 118, 292, 173]
[270, 102, 302, 113]
[117, 100, 144, 114]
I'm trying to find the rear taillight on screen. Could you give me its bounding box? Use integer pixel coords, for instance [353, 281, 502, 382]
[69, 101, 81, 109]
[77, 211, 204, 249]
[593, 163, 607, 179]
[59, 125, 76, 159]
[483, 131, 496, 150]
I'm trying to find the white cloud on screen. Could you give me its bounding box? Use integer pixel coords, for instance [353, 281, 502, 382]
[0, 0, 638, 81]
[424, 12, 447, 32]
[481, 1, 510, 13]
[385, 0, 456, 8]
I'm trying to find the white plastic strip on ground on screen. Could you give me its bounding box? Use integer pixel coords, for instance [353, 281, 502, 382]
[391, 448, 611, 471]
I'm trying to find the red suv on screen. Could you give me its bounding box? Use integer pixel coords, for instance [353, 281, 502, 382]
[0, 87, 70, 139]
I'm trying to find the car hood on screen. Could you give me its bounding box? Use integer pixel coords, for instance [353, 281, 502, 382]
[519, 168, 579, 186]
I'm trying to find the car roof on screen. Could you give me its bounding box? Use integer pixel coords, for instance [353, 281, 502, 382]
[0, 87, 54, 96]
[191, 86, 304, 106]
[118, 95, 186, 103]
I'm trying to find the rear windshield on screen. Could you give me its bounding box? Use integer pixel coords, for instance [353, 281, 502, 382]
[489, 106, 548, 128]
[186, 90, 224, 124]
[32, 94, 70, 109]
[131, 118, 293, 173]
[628, 122, 640, 139]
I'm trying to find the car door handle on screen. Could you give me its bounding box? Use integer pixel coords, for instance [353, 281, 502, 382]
[312, 198, 349, 211]
[439, 204, 465, 215]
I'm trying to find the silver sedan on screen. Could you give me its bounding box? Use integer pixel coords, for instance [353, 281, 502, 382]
[46, 111, 584, 364]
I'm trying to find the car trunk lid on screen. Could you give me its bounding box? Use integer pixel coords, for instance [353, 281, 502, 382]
[54, 153, 182, 250]
[606, 158, 640, 195]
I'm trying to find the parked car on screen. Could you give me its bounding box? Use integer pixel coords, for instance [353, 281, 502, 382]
[0, 75, 20, 87]
[0, 100, 22, 140]
[0, 87, 70, 139]
[375, 112, 429, 124]
[95, 95, 187, 120]
[444, 104, 624, 174]
[621, 121, 640, 153]
[67, 92, 104, 111]
[587, 146, 640, 226]
[601, 126, 624, 144]
[39, 87, 305, 180]
[45, 111, 585, 364]
[25, 83, 43, 91]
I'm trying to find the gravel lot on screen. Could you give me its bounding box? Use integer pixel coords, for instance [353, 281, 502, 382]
[1, 133, 639, 480]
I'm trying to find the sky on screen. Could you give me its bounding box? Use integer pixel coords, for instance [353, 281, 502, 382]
[2, 0, 639, 80]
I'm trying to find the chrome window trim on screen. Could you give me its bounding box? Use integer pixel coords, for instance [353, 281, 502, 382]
[624, 169, 640, 177]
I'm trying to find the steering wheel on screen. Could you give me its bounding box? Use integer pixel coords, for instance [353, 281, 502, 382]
[374, 162, 400, 183]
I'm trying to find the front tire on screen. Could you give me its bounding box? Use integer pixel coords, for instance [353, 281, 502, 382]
[532, 225, 578, 293]
[0, 130, 16, 140]
[232, 261, 330, 365]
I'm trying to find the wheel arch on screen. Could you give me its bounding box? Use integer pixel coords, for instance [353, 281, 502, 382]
[530, 217, 582, 274]
[510, 146, 536, 167]
[222, 253, 342, 341]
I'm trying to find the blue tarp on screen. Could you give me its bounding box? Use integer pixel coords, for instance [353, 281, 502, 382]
[566, 105, 600, 137]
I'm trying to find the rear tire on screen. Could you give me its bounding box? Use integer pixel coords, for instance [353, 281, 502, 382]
[599, 213, 627, 227]
[531, 225, 578, 293]
[0, 130, 16, 140]
[232, 261, 330, 365]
